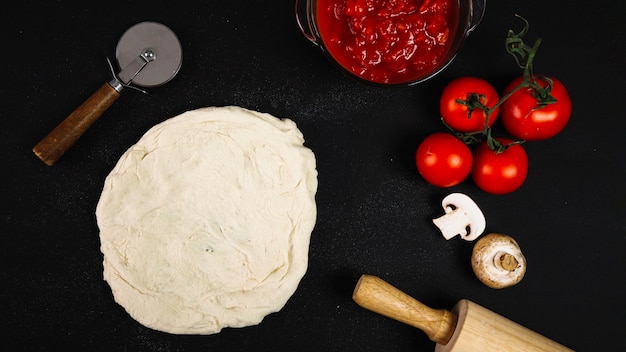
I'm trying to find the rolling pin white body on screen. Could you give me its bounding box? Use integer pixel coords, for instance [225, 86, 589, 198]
[435, 299, 573, 352]
[353, 275, 573, 352]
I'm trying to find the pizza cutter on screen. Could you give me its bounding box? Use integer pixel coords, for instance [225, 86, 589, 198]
[33, 21, 183, 166]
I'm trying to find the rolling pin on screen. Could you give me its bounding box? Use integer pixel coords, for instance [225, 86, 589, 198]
[352, 274, 574, 351]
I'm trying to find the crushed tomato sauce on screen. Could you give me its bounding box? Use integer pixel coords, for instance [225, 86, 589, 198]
[316, 0, 459, 84]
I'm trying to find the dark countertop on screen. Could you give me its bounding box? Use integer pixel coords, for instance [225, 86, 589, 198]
[2, 1, 624, 351]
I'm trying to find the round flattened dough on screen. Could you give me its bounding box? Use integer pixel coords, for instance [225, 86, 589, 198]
[96, 106, 317, 334]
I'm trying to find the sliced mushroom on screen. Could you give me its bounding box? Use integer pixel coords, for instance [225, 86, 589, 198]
[432, 193, 486, 241]
[471, 233, 526, 289]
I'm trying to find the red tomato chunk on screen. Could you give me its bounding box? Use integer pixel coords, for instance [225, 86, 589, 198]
[316, 0, 458, 84]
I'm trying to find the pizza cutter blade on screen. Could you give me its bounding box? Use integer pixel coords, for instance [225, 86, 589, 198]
[33, 21, 183, 166]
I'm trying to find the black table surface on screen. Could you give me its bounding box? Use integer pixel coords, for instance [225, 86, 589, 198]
[2, 1, 625, 351]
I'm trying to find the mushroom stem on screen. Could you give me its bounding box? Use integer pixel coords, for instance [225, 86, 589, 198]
[496, 252, 519, 272]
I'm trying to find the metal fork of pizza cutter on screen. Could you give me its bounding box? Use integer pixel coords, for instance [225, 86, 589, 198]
[33, 21, 183, 166]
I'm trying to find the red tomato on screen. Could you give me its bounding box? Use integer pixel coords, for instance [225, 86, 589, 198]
[471, 138, 529, 194]
[416, 132, 473, 187]
[500, 75, 572, 141]
[440, 77, 500, 133]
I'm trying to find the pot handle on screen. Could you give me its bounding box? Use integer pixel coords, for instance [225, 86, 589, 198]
[468, 0, 486, 34]
[295, 0, 317, 44]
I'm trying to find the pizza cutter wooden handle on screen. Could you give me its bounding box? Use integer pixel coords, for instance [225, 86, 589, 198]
[352, 274, 457, 344]
[353, 274, 574, 352]
[33, 82, 120, 166]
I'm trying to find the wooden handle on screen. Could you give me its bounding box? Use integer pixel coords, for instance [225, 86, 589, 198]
[352, 274, 457, 344]
[33, 82, 120, 166]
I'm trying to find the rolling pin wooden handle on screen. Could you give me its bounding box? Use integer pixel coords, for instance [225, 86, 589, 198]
[352, 274, 457, 345]
[33, 82, 120, 166]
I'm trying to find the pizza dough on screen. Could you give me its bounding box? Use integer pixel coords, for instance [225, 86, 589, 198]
[95, 106, 317, 334]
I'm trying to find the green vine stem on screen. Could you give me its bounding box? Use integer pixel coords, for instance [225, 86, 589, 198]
[447, 15, 558, 153]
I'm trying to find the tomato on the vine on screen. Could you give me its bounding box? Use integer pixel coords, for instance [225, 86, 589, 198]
[471, 138, 528, 194]
[500, 75, 572, 141]
[415, 132, 473, 188]
[440, 76, 500, 133]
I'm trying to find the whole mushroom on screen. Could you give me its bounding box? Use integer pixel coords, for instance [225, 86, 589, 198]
[471, 233, 527, 289]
